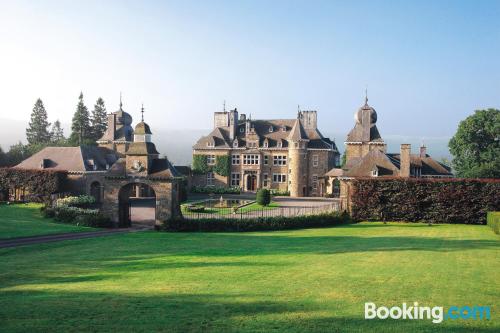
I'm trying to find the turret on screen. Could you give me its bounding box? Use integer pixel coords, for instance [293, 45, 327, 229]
[287, 116, 309, 197]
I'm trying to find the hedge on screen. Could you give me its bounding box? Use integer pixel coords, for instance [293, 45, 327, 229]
[42, 194, 112, 228]
[162, 211, 352, 232]
[0, 168, 66, 202]
[350, 178, 500, 224]
[190, 186, 241, 194]
[487, 212, 500, 234]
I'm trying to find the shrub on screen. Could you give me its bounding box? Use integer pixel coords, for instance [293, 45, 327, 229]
[349, 178, 500, 224]
[55, 195, 95, 208]
[40, 206, 55, 218]
[163, 211, 352, 232]
[270, 189, 290, 196]
[487, 212, 500, 234]
[74, 213, 113, 228]
[256, 189, 271, 206]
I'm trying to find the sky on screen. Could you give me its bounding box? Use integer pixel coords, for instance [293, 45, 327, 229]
[0, 0, 499, 141]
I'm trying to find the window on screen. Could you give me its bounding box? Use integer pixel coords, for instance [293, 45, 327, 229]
[277, 141, 283, 148]
[243, 154, 259, 165]
[231, 173, 240, 186]
[264, 155, 269, 165]
[232, 154, 240, 165]
[233, 140, 238, 148]
[313, 155, 319, 167]
[240, 127, 245, 133]
[269, 126, 273, 132]
[371, 168, 378, 177]
[207, 141, 214, 148]
[207, 172, 215, 185]
[281, 126, 286, 132]
[263, 173, 269, 187]
[247, 141, 258, 148]
[273, 174, 287, 183]
[273, 155, 287, 166]
[207, 155, 215, 165]
[263, 140, 268, 148]
[312, 175, 318, 190]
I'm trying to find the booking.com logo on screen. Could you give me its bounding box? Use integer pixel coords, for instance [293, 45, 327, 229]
[365, 302, 491, 324]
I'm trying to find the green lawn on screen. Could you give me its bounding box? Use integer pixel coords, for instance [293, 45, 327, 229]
[0, 203, 95, 239]
[181, 201, 280, 215]
[0, 221, 498, 332]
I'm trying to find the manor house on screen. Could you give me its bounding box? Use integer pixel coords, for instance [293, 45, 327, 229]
[192, 108, 340, 196]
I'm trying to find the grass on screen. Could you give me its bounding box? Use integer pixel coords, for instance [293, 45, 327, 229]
[181, 201, 280, 215]
[0, 203, 96, 239]
[0, 218, 498, 332]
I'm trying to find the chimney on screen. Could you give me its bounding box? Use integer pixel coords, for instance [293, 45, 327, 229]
[229, 108, 238, 141]
[400, 144, 411, 177]
[419, 144, 427, 158]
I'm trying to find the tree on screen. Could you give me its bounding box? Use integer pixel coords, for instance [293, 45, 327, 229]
[26, 98, 51, 145]
[91, 97, 107, 141]
[50, 120, 65, 144]
[0, 146, 7, 167]
[256, 188, 271, 206]
[449, 109, 500, 178]
[69, 92, 92, 145]
[6, 142, 31, 166]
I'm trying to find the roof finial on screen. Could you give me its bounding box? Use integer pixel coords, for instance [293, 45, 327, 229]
[297, 104, 301, 118]
[223, 100, 226, 112]
[141, 103, 145, 122]
[119, 92, 123, 110]
[364, 87, 368, 105]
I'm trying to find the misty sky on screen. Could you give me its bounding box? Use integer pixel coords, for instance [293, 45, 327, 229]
[0, 0, 499, 139]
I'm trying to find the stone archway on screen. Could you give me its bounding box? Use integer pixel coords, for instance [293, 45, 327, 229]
[118, 183, 156, 227]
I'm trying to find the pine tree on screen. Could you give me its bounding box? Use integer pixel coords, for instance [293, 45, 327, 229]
[50, 120, 65, 144]
[91, 97, 108, 141]
[26, 98, 51, 145]
[69, 92, 91, 145]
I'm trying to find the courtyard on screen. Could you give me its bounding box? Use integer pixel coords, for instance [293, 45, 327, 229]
[0, 204, 498, 332]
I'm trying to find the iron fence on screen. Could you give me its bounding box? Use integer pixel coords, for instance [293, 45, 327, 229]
[182, 201, 340, 220]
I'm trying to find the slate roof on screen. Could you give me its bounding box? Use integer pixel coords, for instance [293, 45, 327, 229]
[134, 121, 152, 135]
[334, 149, 453, 178]
[14, 146, 118, 172]
[126, 142, 160, 155]
[105, 157, 179, 179]
[98, 109, 134, 142]
[193, 118, 337, 151]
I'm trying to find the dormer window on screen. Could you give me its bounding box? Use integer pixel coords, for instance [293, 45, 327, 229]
[263, 140, 269, 148]
[233, 140, 238, 148]
[207, 141, 215, 148]
[277, 141, 283, 148]
[269, 126, 274, 132]
[281, 126, 286, 132]
[240, 127, 245, 133]
[371, 167, 378, 177]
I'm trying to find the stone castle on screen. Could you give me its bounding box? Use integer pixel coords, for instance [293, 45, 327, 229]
[192, 108, 340, 196]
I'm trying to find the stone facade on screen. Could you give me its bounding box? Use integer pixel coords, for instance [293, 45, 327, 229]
[192, 108, 339, 196]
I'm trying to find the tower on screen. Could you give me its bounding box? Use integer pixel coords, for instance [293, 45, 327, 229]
[125, 105, 159, 176]
[344, 95, 386, 165]
[288, 114, 309, 197]
[97, 95, 134, 155]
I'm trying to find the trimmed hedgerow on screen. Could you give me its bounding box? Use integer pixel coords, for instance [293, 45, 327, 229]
[350, 178, 500, 225]
[0, 168, 66, 202]
[487, 212, 500, 234]
[162, 211, 352, 232]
